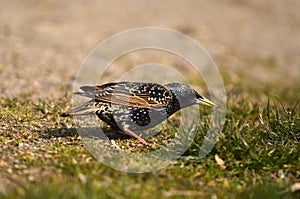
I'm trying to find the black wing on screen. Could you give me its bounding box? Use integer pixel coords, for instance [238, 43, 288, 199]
[75, 82, 173, 110]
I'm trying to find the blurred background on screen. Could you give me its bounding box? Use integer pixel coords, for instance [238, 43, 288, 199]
[0, 0, 299, 101]
[1, 1, 299, 197]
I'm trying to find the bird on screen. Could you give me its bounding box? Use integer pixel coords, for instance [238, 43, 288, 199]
[61, 81, 215, 146]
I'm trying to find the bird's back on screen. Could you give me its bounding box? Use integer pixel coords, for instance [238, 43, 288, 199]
[62, 82, 177, 131]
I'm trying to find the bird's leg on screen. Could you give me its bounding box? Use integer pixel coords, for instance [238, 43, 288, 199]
[122, 123, 159, 147]
[122, 123, 149, 145]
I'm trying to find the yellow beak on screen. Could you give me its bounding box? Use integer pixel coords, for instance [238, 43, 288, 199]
[197, 97, 216, 107]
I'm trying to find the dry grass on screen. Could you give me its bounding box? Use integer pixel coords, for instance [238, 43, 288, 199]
[0, 0, 300, 198]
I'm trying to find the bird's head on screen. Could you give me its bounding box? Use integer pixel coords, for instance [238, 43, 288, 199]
[165, 83, 216, 108]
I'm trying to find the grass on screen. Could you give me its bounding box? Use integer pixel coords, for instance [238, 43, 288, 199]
[0, 84, 299, 199]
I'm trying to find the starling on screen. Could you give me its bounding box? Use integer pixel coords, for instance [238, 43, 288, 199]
[61, 82, 215, 146]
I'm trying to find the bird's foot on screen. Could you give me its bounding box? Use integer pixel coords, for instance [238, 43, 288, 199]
[122, 123, 160, 147]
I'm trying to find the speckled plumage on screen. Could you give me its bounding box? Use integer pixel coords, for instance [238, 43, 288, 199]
[61, 81, 214, 145]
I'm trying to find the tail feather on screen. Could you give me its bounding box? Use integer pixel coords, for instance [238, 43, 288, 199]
[61, 100, 98, 117]
[74, 86, 96, 98]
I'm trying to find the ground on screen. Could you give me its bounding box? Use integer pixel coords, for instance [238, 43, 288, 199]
[0, 0, 299, 198]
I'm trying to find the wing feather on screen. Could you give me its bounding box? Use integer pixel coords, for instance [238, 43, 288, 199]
[76, 82, 173, 109]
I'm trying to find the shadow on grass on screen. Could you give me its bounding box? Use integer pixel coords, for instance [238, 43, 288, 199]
[34, 126, 132, 140]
